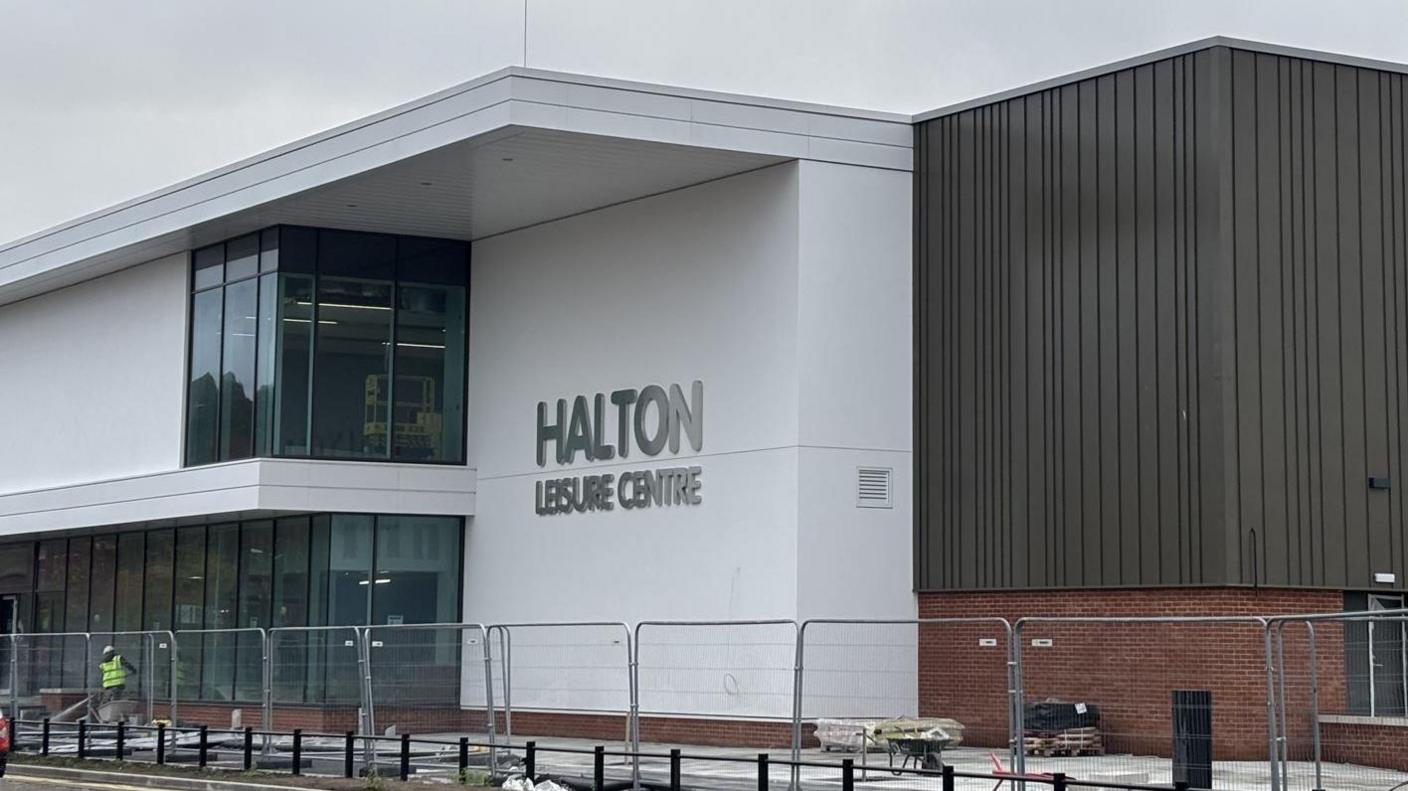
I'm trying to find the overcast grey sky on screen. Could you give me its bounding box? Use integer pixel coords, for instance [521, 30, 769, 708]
[3, 0, 1406, 244]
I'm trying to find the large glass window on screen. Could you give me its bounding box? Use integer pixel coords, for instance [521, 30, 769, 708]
[64, 538, 91, 633]
[372, 516, 461, 626]
[274, 274, 315, 455]
[313, 279, 393, 458]
[62, 537, 91, 687]
[219, 277, 258, 460]
[143, 529, 174, 632]
[114, 533, 145, 632]
[202, 524, 239, 701]
[186, 227, 468, 466]
[235, 521, 273, 700]
[143, 529, 175, 698]
[89, 536, 117, 633]
[0, 514, 461, 705]
[34, 539, 66, 633]
[186, 288, 224, 466]
[173, 527, 206, 700]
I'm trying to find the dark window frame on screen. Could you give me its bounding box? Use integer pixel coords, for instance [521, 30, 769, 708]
[184, 226, 469, 467]
[0, 514, 463, 705]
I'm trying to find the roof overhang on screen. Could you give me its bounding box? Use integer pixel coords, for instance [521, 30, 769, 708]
[0, 67, 912, 306]
[0, 458, 475, 537]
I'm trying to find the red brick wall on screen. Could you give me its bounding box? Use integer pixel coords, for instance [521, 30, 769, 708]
[163, 702, 802, 748]
[1321, 720, 1408, 771]
[918, 587, 1345, 760]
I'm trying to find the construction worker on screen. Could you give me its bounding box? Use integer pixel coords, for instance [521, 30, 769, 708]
[98, 645, 137, 704]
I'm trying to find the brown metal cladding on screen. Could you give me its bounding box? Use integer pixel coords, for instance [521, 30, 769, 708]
[914, 45, 1408, 592]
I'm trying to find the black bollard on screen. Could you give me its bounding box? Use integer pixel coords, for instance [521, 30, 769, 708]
[594, 745, 605, 791]
[198, 725, 208, 768]
[242, 726, 253, 771]
[156, 723, 166, 765]
[291, 729, 303, 776]
[345, 731, 356, 778]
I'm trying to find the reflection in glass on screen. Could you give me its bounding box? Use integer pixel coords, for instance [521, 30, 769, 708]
[312, 279, 392, 458]
[64, 538, 91, 632]
[143, 530, 174, 631]
[255, 274, 278, 456]
[276, 275, 314, 455]
[325, 515, 372, 704]
[174, 527, 206, 700]
[186, 227, 468, 466]
[143, 529, 175, 698]
[192, 245, 223, 290]
[0, 515, 462, 705]
[62, 537, 91, 686]
[114, 533, 145, 632]
[89, 537, 116, 633]
[225, 234, 259, 281]
[235, 522, 272, 700]
[186, 290, 223, 465]
[270, 517, 311, 703]
[202, 525, 238, 701]
[220, 278, 257, 460]
[393, 286, 466, 462]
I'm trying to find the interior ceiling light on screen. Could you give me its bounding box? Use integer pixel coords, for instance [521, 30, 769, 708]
[314, 302, 392, 311]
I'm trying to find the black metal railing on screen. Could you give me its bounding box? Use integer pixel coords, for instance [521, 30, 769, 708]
[8, 718, 1281, 791]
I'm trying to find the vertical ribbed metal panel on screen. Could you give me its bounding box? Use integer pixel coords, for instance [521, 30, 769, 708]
[1222, 50, 1408, 590]
[915, 45, 1408, 591]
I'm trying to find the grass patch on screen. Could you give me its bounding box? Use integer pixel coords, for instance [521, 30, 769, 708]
[9, 752, 497, 790]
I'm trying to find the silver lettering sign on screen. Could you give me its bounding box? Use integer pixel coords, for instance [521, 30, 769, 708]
[534, 381, 704, 516]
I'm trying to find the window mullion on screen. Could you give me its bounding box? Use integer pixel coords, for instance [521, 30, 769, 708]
[387, 282, 397, 460]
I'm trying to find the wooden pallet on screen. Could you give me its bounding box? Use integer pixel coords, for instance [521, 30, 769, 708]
[1024, 727, 1104, 757]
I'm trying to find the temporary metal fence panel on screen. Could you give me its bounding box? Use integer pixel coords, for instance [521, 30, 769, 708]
[268, 626, 369, 725]
[364, 622, 494, 743]
[9, 632, 89, 722]
[794, 617, 1017, 787]
[168, 626, 270, 762]
[1014, 616, 1274, 790]
[1270, 609, 1408, 791]
[634, 618, 799, 789]
[484, 622, 634, 785]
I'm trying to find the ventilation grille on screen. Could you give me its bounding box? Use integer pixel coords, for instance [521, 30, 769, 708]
[856, 467, 893, 509]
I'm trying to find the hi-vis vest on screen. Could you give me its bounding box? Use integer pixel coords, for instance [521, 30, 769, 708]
[100, 655, 128, 689]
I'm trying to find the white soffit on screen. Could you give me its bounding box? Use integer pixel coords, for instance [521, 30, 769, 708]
[0, 67, 912, 306]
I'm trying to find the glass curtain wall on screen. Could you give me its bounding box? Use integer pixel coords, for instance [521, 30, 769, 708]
[0, 515, 461, 704]
[186, 226, 467, 466]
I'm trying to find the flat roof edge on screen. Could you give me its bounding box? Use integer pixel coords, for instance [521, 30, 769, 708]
[0, 66, 910, 257]
[912, 36, 1408, 122]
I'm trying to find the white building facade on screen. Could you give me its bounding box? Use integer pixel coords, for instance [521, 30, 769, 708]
[0, 68, 915, 731]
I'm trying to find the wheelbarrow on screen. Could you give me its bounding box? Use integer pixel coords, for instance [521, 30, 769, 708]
[887, 734, 950, 773]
